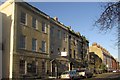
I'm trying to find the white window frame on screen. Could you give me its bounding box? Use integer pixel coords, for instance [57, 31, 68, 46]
[25, 61, 27, 74]
[36, 61, 38, 74]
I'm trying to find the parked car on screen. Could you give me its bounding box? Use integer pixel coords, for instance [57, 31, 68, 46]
[76, 68, 93, 78]
[113, 70, 117, 73]
[60, 70, 79, 80]
[95, 69, 103, 74]
[112, 69, 120, 73]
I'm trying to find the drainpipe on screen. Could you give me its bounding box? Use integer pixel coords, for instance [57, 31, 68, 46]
[9, 1, 15, 78]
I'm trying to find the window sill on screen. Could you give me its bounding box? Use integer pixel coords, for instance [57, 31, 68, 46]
[20, 73, 26, 76]
[19, 48, 26, 50]
[33, 28, 40, 32]
[64, 40, 67, 43]
[40, 51, 47, 54]
[17, 49, 48, 55]
[42, 32, 47, 34]
[32, 50, 38, 52]
[20, 23, 28, 27]
[30, 50, 48, 55]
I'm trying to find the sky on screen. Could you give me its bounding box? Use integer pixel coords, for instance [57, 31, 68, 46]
[30, 2, 118, 59]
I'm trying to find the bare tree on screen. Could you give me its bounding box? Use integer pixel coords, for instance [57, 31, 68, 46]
[95, 1, 120, 61]
[95, 2, 119, 31]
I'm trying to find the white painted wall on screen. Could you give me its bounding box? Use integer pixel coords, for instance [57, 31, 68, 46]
[0, 0, 14, 78]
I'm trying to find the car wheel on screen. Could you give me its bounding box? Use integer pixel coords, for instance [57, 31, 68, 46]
[90, 75, 92, 78]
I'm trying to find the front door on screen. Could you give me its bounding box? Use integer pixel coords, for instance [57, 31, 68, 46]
[52, 61, 57, 77]
[70, 62, 73, 70]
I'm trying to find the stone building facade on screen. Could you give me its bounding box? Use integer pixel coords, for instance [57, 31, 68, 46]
[0, 0, 89, 79]
[89, 43, 119, 71]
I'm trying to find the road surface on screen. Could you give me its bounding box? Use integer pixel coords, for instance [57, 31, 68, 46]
[83, 72, 120, 80]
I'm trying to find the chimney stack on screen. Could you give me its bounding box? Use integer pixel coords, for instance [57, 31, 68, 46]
[92, 42, 97, 46]
[54, 17, 58, 21]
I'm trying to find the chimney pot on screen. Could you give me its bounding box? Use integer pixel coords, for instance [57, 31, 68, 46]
[54, 17, 58, 21]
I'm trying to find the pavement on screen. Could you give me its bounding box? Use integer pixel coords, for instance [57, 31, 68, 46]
[45, 72, 120, 80]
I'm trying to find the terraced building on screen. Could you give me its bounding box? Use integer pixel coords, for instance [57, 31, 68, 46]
[0, 0, 89, 79]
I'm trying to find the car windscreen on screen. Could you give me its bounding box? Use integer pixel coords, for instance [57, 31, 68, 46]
[76, 70, 85, 72]
[62, 72, 69, 74]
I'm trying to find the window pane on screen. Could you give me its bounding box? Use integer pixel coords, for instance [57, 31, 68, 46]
[64, 33, 67, 41]
[27, 61, 37, 73]
[27, 63, 32, 73]
[32, 61, 36, 73]
[58, 30, 61, 39]
[32, 17, 37, 28]
[20, 12, 26, 24]
[32, 38, 37, 51]
[19, 35, 26, 49]
[19, 60, 25, 74]
[50, 27, 54, 36]
[42, 22, 47, 33]
[42, 22, 45, 32]
[42, 41, 46, 52]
